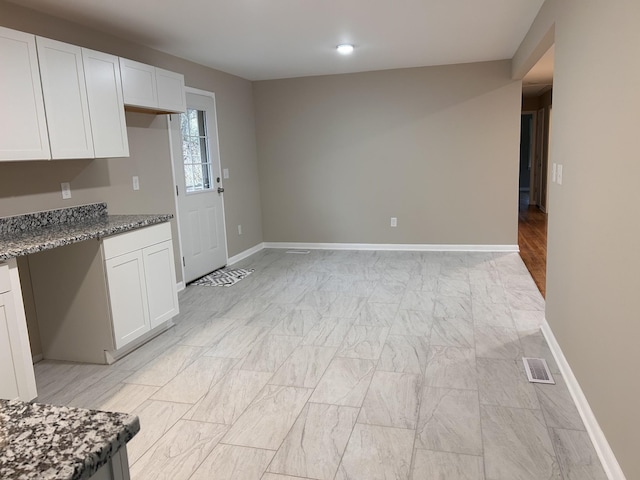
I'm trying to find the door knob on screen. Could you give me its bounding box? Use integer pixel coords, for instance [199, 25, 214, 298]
[217, 187, 225, 193]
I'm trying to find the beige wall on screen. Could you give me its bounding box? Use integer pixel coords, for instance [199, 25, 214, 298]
[515, 1, 640, 477]
[253, 61, 521, 245]
[0, 0, 264, 270]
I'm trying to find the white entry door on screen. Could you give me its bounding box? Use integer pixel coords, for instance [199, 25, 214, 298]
[170, 91, 227, 283]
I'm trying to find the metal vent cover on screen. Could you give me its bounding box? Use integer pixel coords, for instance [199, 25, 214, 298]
[285, 249, 311, 254]
[522, 357, 555, 384]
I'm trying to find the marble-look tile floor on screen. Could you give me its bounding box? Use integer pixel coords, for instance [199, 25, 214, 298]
[34, 250, 608, 480]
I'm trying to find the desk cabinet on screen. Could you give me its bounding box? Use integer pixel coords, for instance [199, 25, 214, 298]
[29, 223, 179, 364]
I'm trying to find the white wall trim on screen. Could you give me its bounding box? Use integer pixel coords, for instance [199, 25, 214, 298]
[176, 281, 185, 293]
[228, 242, 265, 265]
[541, 320, 627, 480]
[226, 242, 518, 265]
[262, 242, 519, 252]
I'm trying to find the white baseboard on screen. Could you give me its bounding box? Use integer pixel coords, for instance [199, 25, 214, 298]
[227, 242, 266, 265]
[176, 281, 185, 292]
[541, 320, 626, 480]
[263, 242, 519, 252]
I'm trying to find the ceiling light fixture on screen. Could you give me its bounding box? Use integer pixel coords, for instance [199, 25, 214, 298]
[336, 44, 354, 55]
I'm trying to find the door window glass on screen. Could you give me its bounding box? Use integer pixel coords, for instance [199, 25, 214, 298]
[180, 108, 212, 193]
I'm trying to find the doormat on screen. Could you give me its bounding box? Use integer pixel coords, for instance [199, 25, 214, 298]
[189, 267, 254, 287]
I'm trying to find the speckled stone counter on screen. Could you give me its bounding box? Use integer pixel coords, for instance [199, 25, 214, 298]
[0, 399, 139, 480]
[0, 204, 172, 261]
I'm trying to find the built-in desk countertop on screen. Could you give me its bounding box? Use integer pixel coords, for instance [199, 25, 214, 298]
[0, 203, 172, 261]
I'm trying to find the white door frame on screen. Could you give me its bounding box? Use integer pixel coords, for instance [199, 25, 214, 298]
[167, 86, 229, 288]
[521, 110, 538, 206]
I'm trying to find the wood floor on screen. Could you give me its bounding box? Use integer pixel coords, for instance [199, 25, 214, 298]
[518, 195, 548, 297]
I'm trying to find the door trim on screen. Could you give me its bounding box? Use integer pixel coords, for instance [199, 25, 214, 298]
[167, 87, 229, 284]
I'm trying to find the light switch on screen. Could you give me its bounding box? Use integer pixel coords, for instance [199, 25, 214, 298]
[223, 168, 229, 179]
[551, 163, 557, 183]
[61, 182, 71, 199]
[390, 217, 397, 227]
[557, 164, 563, 185]
[133, 176, 140, 191]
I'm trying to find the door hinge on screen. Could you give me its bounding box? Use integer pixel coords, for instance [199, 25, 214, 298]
[182, 256, 185, 267]
[176, 185, 179, 196]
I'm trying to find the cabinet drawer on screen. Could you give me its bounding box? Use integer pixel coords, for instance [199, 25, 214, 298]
[103, 222, 171, 260]
[0, 263, 10, 294]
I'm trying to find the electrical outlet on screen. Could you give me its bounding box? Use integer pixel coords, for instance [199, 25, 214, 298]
[61, 182, 71, 199]
[238, 225, 242, 235]
[557, 164, 563, 185]
[390, 217, 397, 227]
[223, 168, 230, 179]
[132, 176, 140, 191]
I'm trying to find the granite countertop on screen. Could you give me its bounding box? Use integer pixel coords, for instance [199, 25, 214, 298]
[0, 203, 172, 261]
[0, 399, 139, 480]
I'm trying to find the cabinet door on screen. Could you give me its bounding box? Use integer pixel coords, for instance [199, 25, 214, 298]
[120, 58, 158, 109]
[156, 68, 186, 113]
[143, 240, 179, 329]
[0, 293, 20, 400]
[36, 37, 94, 159]
[105, 251, 150, 349]
[82, 48, 129, 158]
[0, 27, 50, 161]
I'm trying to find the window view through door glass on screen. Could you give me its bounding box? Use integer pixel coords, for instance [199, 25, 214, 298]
[181, 108, 212, 193]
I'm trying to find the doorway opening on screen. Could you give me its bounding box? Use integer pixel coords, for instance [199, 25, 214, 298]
[519, 45, 554, 297]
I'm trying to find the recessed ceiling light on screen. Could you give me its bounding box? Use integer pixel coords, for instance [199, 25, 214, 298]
[336, 44, 354, 55]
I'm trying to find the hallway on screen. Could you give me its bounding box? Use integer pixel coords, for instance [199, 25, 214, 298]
[518, 193, 548, 297]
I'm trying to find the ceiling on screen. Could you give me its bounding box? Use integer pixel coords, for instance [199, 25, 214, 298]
[522, 45, 554, 97]
[10, 0, 545, 81]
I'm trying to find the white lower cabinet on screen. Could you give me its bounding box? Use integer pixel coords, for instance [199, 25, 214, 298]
[105, 250, 150, 350]
[104, 228, 179, 350]
[29, 222, 179, 364]
[143, 241, 179, 328]
[0, 292, 20, 400]
[0, 260, 37, 401]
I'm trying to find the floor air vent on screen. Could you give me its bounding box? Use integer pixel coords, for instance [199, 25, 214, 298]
[522, 357, 555, 384]
[286, 249, 311, 254]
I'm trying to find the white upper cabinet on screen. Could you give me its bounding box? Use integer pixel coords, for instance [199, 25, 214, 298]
[156, 68, 187, 113]
[82, 48, 129, 158]
[120, 58, 158, 110]
[120, 58, 186, 113]
[36, 37, 94, 159]
[0, 27, 51, 161]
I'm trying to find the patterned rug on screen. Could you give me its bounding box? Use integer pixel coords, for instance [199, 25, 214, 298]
[189, 267, 254, 287]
